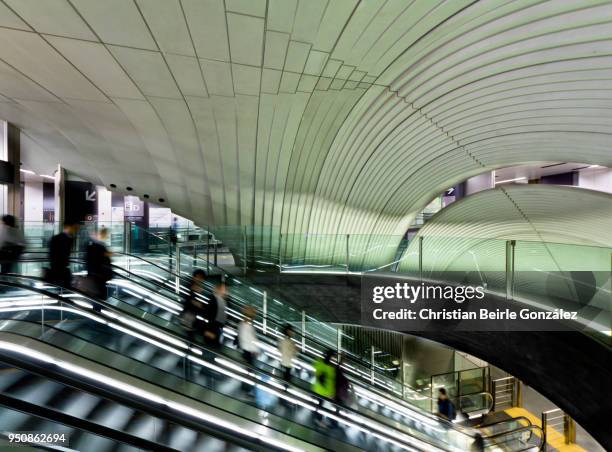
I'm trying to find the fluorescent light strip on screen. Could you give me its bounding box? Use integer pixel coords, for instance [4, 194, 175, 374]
[67, 272, 456, 438]
[101, 309, 188, 349]
[0, 341, 304, 452]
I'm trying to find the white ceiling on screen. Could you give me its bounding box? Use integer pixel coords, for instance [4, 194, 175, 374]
[1, 0, 612, 264]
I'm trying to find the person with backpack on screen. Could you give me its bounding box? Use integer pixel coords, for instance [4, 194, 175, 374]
[0, 215, 25, 274]
[312, 349, 337, 427]
[437, 387, 456, 421]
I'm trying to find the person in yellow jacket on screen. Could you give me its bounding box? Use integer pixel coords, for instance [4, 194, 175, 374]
[312, 349, 337, 427]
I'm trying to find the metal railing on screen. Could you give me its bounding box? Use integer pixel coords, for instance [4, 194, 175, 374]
[492, 376, 522, 411]
[542, 408, 576, 450]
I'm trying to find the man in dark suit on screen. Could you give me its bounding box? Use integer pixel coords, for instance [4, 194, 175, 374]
[47, 222, 78, 288]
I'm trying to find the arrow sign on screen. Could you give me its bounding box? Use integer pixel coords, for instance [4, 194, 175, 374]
[445, 187, 455, 196]
[85, 190, 96, 202]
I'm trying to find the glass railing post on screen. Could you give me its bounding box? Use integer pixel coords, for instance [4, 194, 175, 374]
[123, 221, 131, 254]
[278, 233, 283, 273]
[262, 290, 267, 335]
[175, 243, 181, 294]
[370, 345, 375, 384]
[505, 240, 516, 300]
[346, 234, 350, 274]
[418, 236, 423, 281]
[301, 310, 306, 352]
[206, 227, 210, 274]
[243, 225, 247, 275]
[336, 327, 342, 357]
[40, 292, 45, 335]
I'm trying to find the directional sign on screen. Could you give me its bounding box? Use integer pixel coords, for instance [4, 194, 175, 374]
[85, 190, 96, 202]
[445, 187, 455, 196]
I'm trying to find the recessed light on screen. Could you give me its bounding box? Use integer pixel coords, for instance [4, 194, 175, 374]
[158, 198, 165, 203]
[143, 194, 150, 199]
[126, 186, 133, 191]
[110, 184, 116, 189]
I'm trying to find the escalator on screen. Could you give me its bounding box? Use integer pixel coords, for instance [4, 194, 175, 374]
[0, 273, 543, 451]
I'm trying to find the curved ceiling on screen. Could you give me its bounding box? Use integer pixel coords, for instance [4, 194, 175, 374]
[398, 185, 612, 274]
[1, 1, 612, 259]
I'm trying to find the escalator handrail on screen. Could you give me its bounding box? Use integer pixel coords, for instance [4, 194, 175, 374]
[0, 392, 180, 452]
[0, 277, 463, 451]
[0, 331, 319, 452]
[20, 255, 437, 407]
[3, 269, 494, 440]
[480, 424, 544, 451]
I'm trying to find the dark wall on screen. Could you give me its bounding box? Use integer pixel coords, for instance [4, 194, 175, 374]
[539, 171, 578, 185]
[64, 181, 97, 224]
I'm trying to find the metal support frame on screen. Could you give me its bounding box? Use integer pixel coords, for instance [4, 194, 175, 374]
[505, 240, 516, 300]
[542, 408, 576, 450]
[336, 327, 342, 357]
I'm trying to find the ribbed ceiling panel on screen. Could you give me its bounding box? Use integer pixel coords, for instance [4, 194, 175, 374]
[0, 1, 611, 265]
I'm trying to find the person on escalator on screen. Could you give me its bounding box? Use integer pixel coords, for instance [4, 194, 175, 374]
[0, 215, 25, 274]
[181, 269, 207, 341]
[312, 349, 337, 427]
[84, 228, 113, 312]
[334, 358, 353, 408]
[202, 282, 227, 347]
[238, 305, 259, 396]
[46, 222, 79, 288]
[278, 324, 297, 382]
[437, 387, 456, 421]
[238, 306, 259, 365]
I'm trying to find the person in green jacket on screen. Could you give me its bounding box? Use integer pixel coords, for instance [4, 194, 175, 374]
[312, 349, 337, 427]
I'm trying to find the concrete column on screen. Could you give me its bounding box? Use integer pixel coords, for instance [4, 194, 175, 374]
[54, 165, 65, 231]
[5, 123, 21, 217]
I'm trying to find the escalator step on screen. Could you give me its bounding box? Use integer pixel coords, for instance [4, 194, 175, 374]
[48, 389, 101, 421]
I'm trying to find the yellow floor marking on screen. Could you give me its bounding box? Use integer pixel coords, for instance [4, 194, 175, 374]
[504, 407, 585, 452]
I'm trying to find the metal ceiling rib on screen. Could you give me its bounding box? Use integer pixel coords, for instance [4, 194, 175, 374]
[0, 1, 611, 266]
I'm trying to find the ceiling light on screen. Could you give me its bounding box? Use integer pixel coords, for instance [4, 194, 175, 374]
[19, 169, 35, 175]
[495, 177, 526, 184]
[40, 174, 55, 180]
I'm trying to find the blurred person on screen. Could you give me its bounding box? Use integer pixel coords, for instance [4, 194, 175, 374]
[0, 215, 25, 274]
[169, 216, 179, 246]
[181, 269, 207, 341]
[437, 387, 456, 421]
[238, 305, 259, 365]
[312, 349, 337, 427]
[278, 324, 297, 382]
[84, 228, 113, 311]
[46, 222, 78, 288]
[238, 305, 258, 395]
[203, 282, 227, 347]
[471, 433, 485, 451]
[334, 358, 352, 407]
